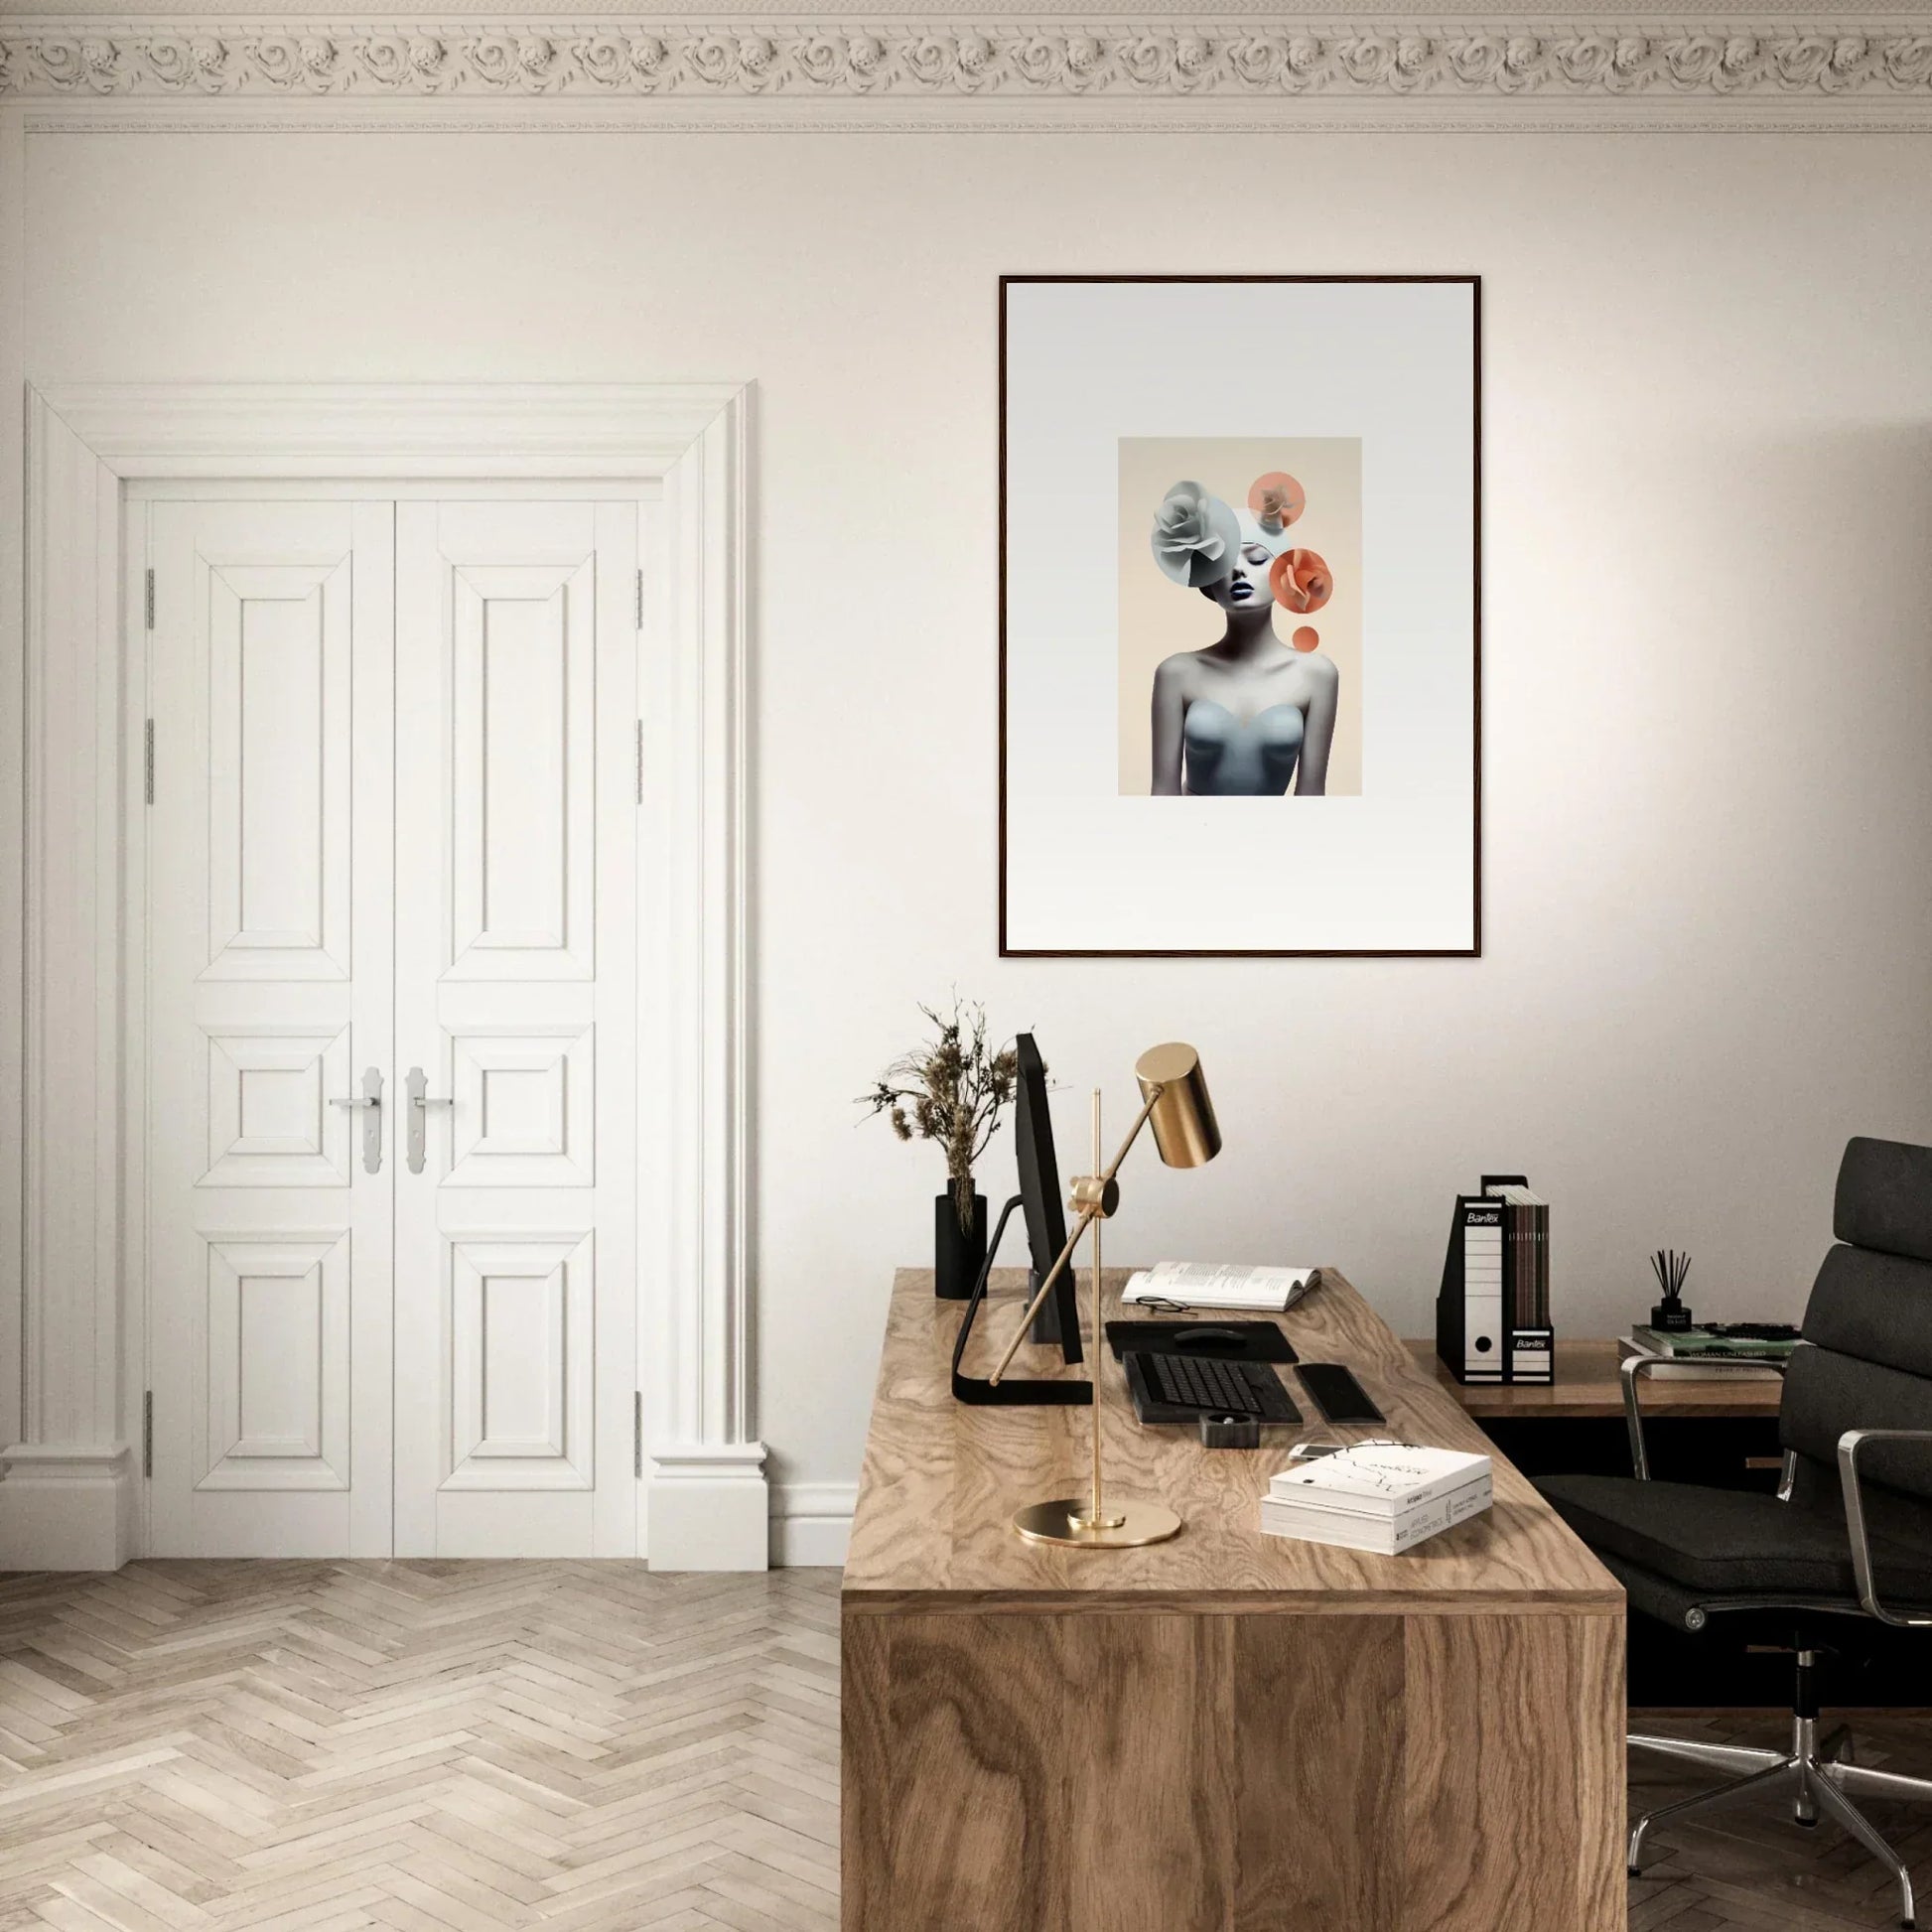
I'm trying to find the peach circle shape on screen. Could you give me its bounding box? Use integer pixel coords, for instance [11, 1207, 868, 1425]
[1247, 472, 1306, 529]
[1270, 548, 1333, 615]
[1291, 626, 1320, 653]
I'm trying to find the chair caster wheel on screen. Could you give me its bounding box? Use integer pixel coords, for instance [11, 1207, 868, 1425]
[1627, 1868, 1641, 1878]
[1796, 1817, 1818, 1829]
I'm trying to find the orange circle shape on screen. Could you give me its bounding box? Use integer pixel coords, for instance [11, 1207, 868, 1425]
[1270, 548, 1332, 615]
[1291, 626, 1320, 652]
[1247, 472, 1306, 529]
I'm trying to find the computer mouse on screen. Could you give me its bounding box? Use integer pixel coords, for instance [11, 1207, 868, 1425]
[1173, 1326, 1246, 1350]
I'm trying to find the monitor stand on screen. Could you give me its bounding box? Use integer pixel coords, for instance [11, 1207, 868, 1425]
[951, 1196, 1092, 1407]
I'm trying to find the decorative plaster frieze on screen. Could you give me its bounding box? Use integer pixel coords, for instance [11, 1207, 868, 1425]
[4, 19, 1932, 106]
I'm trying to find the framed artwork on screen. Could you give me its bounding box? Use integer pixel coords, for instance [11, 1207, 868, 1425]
[999, 275, 1481, 957]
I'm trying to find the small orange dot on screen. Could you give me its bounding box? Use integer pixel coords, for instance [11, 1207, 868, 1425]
[1292, 626, 1320, 652]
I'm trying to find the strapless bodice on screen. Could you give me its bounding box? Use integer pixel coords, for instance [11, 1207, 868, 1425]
[1182, 699, 1304, 796]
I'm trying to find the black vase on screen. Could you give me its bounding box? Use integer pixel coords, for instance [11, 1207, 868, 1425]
[934, 1186, 989, 1300]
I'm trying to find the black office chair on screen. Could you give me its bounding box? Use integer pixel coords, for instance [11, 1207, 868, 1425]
[1538, 1136, 1932, 1929]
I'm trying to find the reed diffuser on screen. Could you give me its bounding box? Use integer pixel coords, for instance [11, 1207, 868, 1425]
[1649, 1249, 1694, 1332]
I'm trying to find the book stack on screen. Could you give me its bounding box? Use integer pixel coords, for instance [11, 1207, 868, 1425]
[1436, 1173, 1553, 1385]
[1259, 1444, 1493, 1556]
[1617, 1323, 1797, 1380]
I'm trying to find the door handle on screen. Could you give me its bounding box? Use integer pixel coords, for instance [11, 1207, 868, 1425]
[405, 1065, 454, 1175]
[330, 1066, 384, 1174]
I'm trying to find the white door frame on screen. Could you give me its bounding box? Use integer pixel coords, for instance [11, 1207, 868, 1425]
[2, 382, 764, 1571]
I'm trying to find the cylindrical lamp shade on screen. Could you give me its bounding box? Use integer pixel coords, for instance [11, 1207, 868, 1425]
[1134, 1042, 1221, 1169]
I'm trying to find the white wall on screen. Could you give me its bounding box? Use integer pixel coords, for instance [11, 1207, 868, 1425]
[21, 127, 1932, 1523]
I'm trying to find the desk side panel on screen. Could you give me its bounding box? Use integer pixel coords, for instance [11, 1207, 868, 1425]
[841, 1602, 1625, 1932]
[1404, 1610, 1626, 1932]
[847, 1610, 1071, 1930]
[1233, 1614, 1406, 1932]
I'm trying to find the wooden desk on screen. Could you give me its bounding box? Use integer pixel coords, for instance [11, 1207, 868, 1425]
[1409, 1336, 1784, 1421]
[844, 1268, 1626, 1932]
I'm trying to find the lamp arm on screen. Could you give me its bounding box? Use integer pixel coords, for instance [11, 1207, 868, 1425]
[986, 1086, 1165, 1387]
[985, 1206, 1097, 1388]
[1097, 1087, 1165, 1189]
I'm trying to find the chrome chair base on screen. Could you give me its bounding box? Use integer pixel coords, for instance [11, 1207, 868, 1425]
[1629, 1712, 1931, 1929]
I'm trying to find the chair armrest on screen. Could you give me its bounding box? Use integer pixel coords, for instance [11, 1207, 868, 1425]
[1837, 1429, 1932, 1627]
[1621, 1349, 1790, 1482]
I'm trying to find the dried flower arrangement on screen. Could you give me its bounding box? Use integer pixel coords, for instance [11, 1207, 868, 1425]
[861, 998, 1021, 1233]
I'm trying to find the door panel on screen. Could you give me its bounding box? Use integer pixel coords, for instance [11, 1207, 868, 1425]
[393, 500, 637, 1558]
[449, 562, 596, 978]
[147, 501, 394, 1557]
[200, 1232, 350, 1490]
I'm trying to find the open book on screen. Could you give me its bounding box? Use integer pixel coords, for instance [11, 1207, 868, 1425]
[1121, 1261, 1318, 1313]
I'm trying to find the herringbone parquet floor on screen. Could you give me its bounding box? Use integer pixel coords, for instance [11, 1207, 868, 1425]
[0, 1563, 841, 1932]
[0, 1562, 1926, 1931]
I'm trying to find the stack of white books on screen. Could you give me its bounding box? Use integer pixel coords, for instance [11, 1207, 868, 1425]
[1260, 1444, 1493, 1555]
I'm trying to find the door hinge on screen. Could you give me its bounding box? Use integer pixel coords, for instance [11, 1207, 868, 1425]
[633, 1392, 643, 1479]
[144, 568, 155, 630]
[635, 567, 644, 630]
[144, 720, 155, 806]
[142, 1391, 154, 1478]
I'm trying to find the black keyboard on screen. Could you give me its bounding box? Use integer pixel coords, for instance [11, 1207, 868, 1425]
[1125, 1351, 1302, 1424]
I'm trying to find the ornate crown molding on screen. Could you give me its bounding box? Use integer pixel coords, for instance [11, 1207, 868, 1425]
[4, 16, 1932, 117]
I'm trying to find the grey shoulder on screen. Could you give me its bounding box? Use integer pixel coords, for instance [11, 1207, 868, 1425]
[1152, 651, 1197, 691]
[1306, 650, 1340, 684]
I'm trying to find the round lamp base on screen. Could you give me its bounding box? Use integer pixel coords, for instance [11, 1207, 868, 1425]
[1012, 1496, 1182, 1549]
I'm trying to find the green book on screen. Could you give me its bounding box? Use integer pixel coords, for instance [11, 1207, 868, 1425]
[1631, 1324, 1798, 1360]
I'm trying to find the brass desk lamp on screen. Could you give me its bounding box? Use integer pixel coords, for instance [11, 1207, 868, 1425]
[987, 1042, 1221, 1549]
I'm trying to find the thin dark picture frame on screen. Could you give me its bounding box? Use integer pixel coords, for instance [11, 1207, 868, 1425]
[997, 272, 1483, 960]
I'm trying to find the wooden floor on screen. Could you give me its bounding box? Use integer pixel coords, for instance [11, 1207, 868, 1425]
[0, 1564, 1925, 1931]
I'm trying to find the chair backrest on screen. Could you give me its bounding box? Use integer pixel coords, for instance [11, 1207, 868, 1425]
[1780, 1137, 1932, 1512]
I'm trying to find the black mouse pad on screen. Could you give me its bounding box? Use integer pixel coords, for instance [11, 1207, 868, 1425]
[1104, 1319, 1298, 1365]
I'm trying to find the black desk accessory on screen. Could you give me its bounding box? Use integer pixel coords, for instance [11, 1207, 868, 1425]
[1123, 1351, 1302, 1426]
[1649, 1247, 1694, 1332]
[951, 1195, 1091, 1407]
[1297, 1362, 1385, 1425]
[1197, 1414, 1262, 1449]
[1104, 1319, 1297, 1365]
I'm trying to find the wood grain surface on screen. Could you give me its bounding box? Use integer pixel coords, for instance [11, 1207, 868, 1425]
[843, 1268, 1622, 1612]
[841, 1605, 1626, 1931]
[1402, 1611, 1627, 1932]
[1410, 1337, 1785, 1420]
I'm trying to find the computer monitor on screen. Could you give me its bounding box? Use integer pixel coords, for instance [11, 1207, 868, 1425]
[948, 1031, 1090, 1405]
[1014, 1034, 1083, 1364]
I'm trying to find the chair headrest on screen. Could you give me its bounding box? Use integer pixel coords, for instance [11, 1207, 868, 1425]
[1836, 1136, 1932, 1263]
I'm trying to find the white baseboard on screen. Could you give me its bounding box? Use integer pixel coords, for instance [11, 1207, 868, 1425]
[0, 1444, 136, 1571]
[645, 1442, 770, 1571]
[770, 1481, 855, 1569]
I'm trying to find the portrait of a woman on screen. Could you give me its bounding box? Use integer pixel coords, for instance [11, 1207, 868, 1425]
[1147, 480, 1338, 797]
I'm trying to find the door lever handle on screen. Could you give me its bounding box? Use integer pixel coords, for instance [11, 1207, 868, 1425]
[330, 1066, 384, 1174]
[405, 1066, 454, 1175]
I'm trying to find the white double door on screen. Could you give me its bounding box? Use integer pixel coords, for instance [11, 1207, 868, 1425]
[144, 492, 640, 1558]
